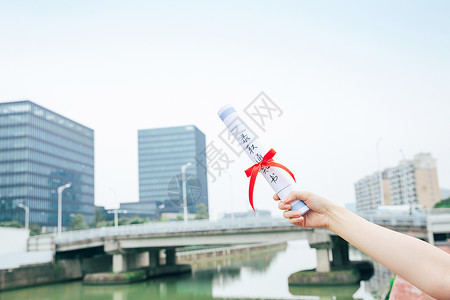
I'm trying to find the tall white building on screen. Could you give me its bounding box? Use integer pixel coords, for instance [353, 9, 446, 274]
[355, 153, 440, 214]
[355, 172, 383, 213]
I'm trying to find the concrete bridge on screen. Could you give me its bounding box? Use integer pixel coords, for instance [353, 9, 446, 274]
[26, 212, 446, 276]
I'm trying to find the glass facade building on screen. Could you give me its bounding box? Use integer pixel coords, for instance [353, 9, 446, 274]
[121, 125, 208, 219]
[0, 101, 94, 229]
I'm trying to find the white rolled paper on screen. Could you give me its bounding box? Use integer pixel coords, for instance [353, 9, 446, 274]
[217, 105, 310, 215]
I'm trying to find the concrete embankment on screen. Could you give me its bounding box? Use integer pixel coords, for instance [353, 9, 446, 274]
[0, 241, 287, 290]
[0, 259, 82, 291]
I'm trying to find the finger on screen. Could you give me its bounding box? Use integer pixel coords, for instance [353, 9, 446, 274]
[283, 210, 301, 219]
[278, 201, 291, 210]
[289, 217, 304, 226]
[282, 191, 312, 204]
[273, 194, 280, 201]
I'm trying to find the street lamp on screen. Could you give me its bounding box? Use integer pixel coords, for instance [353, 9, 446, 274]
[181, 162, 192, 223]
[57, 182, 72, 237]
[17, 202, 30, 230]
[107, 209, 127, 228]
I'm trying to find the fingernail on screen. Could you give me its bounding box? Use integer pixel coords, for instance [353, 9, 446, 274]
[298, 217, 304, 222]
[286, 204, 291, 209]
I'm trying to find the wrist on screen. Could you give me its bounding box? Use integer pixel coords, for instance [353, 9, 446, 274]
[325, 204, 347, 232]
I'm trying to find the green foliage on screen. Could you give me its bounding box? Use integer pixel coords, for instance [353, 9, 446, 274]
[91, 206, 107, 227]
[118, 217, 130, 226]
[128, 216, 146, 224]
[70, 214, 89, 231]
[96, 220, 114, 228]
[29, 223, 42, 236]
[0, 221, 24, 228]
[434, 197, 450, 208]
[195, 203, 209, 220]
[176, 215, 184, 221]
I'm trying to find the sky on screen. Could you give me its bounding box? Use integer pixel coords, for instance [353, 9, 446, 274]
[1, 1, 449, 220]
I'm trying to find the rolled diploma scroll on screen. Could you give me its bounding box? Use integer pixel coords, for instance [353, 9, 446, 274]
[217, 105, 310, 215]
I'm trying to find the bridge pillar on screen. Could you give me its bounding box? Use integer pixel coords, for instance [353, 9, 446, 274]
[112, 254, 128, 273]
[166, 248, 176, 266]
[330, 235, 349, 267]
[308, 230, 331, 273]
[150, 249, 160, 268]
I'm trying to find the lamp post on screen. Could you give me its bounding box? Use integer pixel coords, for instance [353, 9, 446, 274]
[17, 202, 29, 230]
[107, 209, 127, 228]
[57, 182, 72, 238]
[181, 162, 192, 223]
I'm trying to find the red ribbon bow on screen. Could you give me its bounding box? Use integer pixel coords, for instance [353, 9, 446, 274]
[244, 148, 296, 211]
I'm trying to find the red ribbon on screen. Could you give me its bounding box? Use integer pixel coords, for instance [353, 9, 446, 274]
[244, 148, 296, 211]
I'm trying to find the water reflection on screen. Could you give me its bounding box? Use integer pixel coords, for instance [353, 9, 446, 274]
[0, 240, 392, 300]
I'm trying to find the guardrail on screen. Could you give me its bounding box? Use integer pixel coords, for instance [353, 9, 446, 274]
[28, 212, 448, 251]
[360, 214, 427, 227]
[29, 217, 294, 245]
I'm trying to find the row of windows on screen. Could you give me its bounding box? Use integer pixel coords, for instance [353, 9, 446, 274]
[138, 133, 195, 144]
[0, 111, 93, 145]
[28, 124, 93, 153]
[0, 136, 93, 163]
[138, 140, 197, 151]
[0, 161, 94, 183]
[0, 149, 28, 161]
[139, 157, 200, 168]
[0, 173, 28, 185]
[0, 138, 27, 149]
[139, 149, 198, 160]
[138, 146, 198, 157]
[0, 173, 94, 192]
[0, 113, 29, 126]
[0, 185, 93, 199]
[29, 149, 93, 175]
[0, 149, 94, 176]
[0, 149, 94, 169]
[139, 160, 199, 171]
[0, 125, 27, 137]
[29, 105, 93, 138]
[139, 171, 200, 183]
[0, 161, 27, 173]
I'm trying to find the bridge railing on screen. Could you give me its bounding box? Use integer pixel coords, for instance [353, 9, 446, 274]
[28, 212, 437, 248]
[360, 214, 427, 227]
[30, 217, 293, 245]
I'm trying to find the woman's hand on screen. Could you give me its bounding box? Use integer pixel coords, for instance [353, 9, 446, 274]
[273, 191, 336, 229]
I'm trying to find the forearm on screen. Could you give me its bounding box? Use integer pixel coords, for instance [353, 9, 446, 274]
[327, 205, 450, 299]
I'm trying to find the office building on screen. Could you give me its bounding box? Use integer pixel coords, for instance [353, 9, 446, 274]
[355, 153, 440, 214]
[121, 125, 208, 220]
[0, 100, 94, 230]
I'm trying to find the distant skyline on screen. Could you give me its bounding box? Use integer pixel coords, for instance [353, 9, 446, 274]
[1, 1, 449, 220]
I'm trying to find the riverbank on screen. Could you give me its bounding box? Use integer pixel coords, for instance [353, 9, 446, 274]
[0, 241, 287, 290]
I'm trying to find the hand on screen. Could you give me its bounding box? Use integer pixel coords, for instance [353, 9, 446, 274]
[273, 191, 335, 229]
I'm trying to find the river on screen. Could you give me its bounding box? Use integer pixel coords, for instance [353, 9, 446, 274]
[0, 240, 391, 300]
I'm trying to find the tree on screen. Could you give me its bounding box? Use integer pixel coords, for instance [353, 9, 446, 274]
[91, 206, 107, 228]
[195, 203, 209, 220]
[70, 214, 89, 231]
[434, 197, 450, 208]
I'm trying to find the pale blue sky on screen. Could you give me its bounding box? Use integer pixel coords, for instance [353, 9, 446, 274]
[1, 1, 449, 218]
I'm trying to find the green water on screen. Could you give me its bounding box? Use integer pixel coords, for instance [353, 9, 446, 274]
[0, 240, 386, 300]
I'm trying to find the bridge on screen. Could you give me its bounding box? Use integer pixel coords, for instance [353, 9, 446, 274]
[25, 211, 449, 276]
